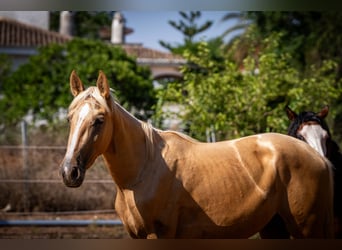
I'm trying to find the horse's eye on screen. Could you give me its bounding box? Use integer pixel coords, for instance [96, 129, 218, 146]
[93, 117, 104, 126]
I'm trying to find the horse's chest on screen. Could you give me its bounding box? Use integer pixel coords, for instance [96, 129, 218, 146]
[115, 190, 151, 238]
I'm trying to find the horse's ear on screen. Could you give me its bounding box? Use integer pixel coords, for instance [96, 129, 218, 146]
[285, 106, 297, 121]
[96, 70, 110, 99]
[70, 70, 85, 97]
[317, 105, 329, 119]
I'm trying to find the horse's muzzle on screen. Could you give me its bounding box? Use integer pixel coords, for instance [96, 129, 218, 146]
[60, 165, 85, 188]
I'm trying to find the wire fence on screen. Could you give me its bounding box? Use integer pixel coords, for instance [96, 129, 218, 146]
[0, 142, 116, 213]
[0, 144, 114, 184]
[0, 145, 66, 150]
[0, 122, 125, 236]
[0, 219, 123, 227]
[0, 179, 113, 184]
[3, 209, 115, 216]
[0, 209, 123, 227]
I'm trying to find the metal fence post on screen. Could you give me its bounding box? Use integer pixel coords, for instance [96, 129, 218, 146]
[21, 120, 28, 211]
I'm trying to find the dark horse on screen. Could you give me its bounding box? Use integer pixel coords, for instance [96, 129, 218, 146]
[285, 105, 342, 238]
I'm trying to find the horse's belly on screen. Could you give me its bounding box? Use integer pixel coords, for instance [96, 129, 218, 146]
[175, 207, 275, 238]
[174, 187, 277, 238]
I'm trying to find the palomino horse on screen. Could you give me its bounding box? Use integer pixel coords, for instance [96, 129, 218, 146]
[60, 70, 334, 238]
[286, 106, 342, 238]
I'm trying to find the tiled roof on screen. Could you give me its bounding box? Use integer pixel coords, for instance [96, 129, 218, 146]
[0, 17, 71, 47]
[0, 16, 184, 63]
[121, 44, 184, 61]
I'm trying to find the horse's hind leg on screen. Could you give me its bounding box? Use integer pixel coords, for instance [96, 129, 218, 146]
[277, 182, 334, 237]
[283, 178, 334, 238]
[283, 210, 334, 238]
[279, 196, 334, 238]
[301, 204, 334, 238]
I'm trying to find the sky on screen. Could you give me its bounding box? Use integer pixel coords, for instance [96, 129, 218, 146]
[121, 11, 241, 52]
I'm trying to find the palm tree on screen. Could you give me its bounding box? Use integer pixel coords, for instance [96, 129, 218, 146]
[220, 12, 251, 43]
[220, 12, 257, 66]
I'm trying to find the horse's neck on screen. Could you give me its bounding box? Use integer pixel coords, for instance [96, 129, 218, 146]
[103, 104, 149, 188]
[287, 122, 298, 137]
[327, 138, 342, 164]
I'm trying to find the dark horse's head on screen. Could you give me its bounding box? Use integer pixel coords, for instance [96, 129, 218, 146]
[285, 105, 331, 157]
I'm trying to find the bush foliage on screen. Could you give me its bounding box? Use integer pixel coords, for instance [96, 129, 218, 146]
[0, 38, 156, 125]
[155, 30, 341, 141]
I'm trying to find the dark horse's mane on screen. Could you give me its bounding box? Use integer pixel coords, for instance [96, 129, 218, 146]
[286, 106, 342, 237]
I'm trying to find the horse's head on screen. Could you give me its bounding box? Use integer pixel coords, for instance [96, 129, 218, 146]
[60, 70, 114, 187]
[285, 105, 330, 157]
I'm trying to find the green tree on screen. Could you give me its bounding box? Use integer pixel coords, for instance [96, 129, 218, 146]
[0, 54, 12, 90]
[246, 12, 342, 76]
[159, 11, 213, 55]
[245, 11, 342, 142]
[0, 38, 155, 125]
[155, 30, 341, 141]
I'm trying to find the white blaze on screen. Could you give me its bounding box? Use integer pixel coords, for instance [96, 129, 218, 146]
[64, 103, 90, 171]
[299, 124, 328, 157]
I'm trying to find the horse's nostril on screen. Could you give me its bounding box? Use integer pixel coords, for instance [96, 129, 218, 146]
[71, 167, 80, 180]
